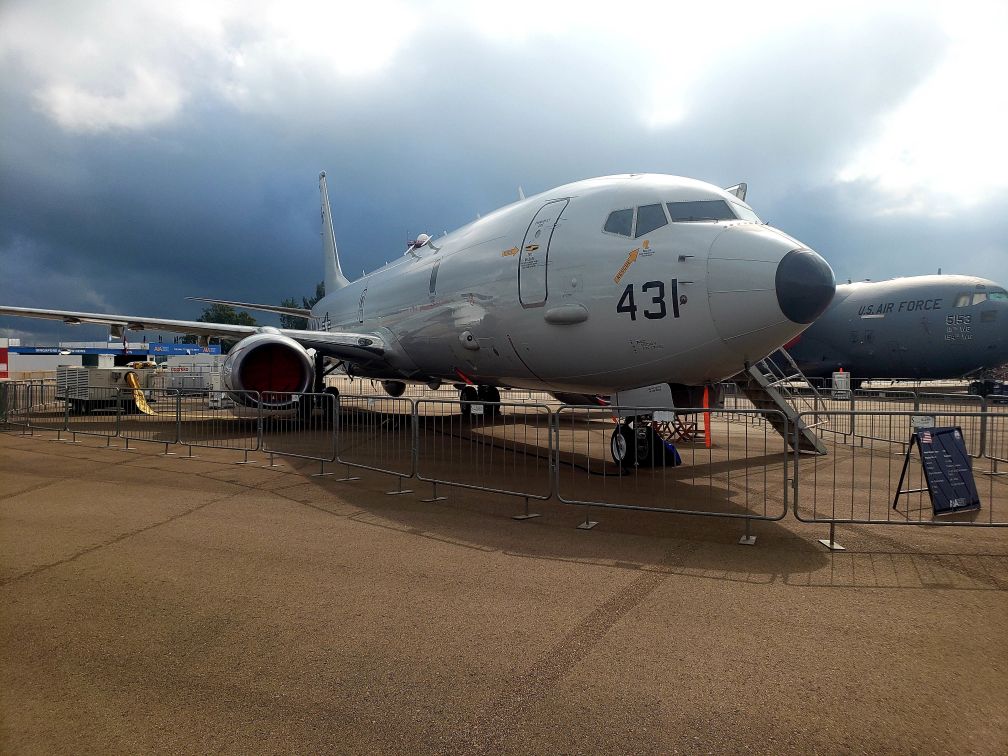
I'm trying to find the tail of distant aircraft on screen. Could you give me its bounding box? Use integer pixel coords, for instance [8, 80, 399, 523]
[320, 171, 351, 292]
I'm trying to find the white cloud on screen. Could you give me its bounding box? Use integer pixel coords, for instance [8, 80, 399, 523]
[36, 67, 186, 132]
[837, 1, 1008, 211]
[1, 0, 1003, 218]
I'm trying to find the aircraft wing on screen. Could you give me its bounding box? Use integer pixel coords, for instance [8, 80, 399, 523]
[0, 305, 385, 361]
[186, 297, 312, 318]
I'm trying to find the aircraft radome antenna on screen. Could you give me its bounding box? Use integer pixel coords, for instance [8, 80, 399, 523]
[518, 186, 525, 200]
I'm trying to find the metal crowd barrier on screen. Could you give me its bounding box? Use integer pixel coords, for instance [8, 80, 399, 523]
[554, 405, 790, 532]
[6, 377, 1008, 542]
[335, 394, 415, 487]
[262, 392, 336, 467]
[180, 390, 261, 459]
[916, 393, 985, 458]
[414, 398, 553, 506]
[793, 410, 1007, 531]
[20, 381, 66, 435]
[3, 382, 35, 432]
[63, 387, 120, 442]
[119, 388, 182, 450]
[984, 399, 1008, 470]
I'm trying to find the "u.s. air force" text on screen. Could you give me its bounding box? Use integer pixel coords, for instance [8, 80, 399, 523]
[857, 298, 942, 316]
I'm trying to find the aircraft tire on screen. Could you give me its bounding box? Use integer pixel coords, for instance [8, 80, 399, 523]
[459, 386, 478, 419]
[477, 385, 501, 418]
[611, 422, 682, 469]
[323, 386, 340, 426]
[610, 423, 637, 469]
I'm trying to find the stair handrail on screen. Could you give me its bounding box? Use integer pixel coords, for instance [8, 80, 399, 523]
[754, 349, 828, 426]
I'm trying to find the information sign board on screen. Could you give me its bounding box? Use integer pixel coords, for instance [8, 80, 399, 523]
[893, 426, 980, 516]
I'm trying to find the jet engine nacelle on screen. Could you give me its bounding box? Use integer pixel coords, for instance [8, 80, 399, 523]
[221, 331, 314, 409]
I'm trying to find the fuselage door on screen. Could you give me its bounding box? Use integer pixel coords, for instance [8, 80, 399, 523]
[518, 199, 569, 307]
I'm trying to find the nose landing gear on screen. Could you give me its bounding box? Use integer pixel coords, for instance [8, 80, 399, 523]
[610, 417, 683, 470]
[459, 384, 501, 419]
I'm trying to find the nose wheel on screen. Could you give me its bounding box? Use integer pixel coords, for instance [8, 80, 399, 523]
[610, 418, 683, 470]
[610, 423, 635, 468]
[459, 385, 501, 419]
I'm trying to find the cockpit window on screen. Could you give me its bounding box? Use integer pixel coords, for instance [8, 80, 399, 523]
[604, 208, 633, 237]
[730, 201, 761, 223]
[973, 291, 988, 305]
[990, 289, 1008, 301]
[666, 199, 736, 222]
[634, 203, 668, 237]
[954, 292, 971, 307]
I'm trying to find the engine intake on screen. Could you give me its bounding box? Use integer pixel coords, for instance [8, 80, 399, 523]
[221, 332, 314, 409]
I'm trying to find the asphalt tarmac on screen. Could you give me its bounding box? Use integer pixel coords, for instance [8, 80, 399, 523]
[1, 429, 1006, 754]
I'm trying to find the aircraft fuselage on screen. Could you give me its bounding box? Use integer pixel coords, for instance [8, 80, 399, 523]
[785, 275, 1008, 380]
[310, 174, 835, 393]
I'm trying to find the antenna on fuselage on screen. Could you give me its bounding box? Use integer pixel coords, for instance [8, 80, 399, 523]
[724, 182, 747, 201]
[518, 186, 526, 200]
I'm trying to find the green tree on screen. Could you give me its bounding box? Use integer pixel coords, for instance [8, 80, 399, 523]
[279, 297, 305, 330]
[186, 303, 257, 351]
[197, 303, 257, 326]
[280, 281, 325, 330]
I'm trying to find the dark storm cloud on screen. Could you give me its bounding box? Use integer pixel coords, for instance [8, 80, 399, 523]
[1, 3, 1005, 345]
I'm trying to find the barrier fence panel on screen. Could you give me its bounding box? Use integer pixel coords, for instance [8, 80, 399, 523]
[62, 386, 121, 441]
[851, 389, 916, 445]
[335, 394, 415, 479]
[414, 398, 552, 500]
[985, 399, 1008, 468]
[178, 390, 261, 454]
[793, 410, 1007, 527]
[262, 392, 336, 463]
[3, 382, 35, 431]
[554, 405, 790, 521]
[118, 388, 182, 448]
[916, 393, 985, 458]
[24, 381, 68, 434]
[0, 382, 10, 425]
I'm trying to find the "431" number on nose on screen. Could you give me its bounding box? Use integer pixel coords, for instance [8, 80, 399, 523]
[616, 280, 681, 320]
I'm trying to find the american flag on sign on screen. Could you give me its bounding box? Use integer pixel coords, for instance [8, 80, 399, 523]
[921, 431, 933, 444]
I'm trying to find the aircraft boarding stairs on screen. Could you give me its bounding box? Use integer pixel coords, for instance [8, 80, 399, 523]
[737, 348, 828, 454]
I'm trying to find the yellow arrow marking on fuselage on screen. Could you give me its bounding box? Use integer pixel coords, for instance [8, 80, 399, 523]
[614, 248, 639, 284]
[501, 246, 520, 257]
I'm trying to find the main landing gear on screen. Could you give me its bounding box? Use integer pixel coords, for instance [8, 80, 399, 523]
[610, 417, 683, 470]
[459, 385, 501, 419]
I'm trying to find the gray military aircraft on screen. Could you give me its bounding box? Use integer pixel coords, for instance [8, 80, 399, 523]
[782, 274, 1008, 384]
[1, 173, 835, 421]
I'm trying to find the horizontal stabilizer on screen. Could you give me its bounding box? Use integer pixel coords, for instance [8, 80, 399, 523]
[187, 297, 311, 318]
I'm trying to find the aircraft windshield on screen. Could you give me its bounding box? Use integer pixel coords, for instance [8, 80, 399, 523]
[666, 199, 737, 222]
[730, 201, 761, 222]
[990, 289, 1008, 301]
[604, 209, 633, 236]
[634, 203, 668, 237]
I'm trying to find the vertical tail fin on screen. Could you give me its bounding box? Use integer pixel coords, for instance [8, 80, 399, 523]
[320, 171, 350, 291]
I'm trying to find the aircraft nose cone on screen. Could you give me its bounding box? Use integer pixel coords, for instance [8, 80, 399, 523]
[775, 249, 835, 324]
